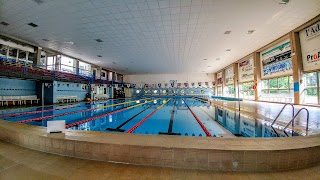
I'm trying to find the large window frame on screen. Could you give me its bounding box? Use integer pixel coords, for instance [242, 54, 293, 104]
[239, 81, 255, 100]
[301, 72, 319, 104]
[259, 76, 293, 103]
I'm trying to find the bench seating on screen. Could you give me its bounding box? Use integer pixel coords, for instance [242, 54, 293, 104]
[0, 95, 39, 106]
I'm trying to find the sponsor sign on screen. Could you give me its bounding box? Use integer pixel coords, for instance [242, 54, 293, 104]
[238, 57, 254, 82]
[260, 40, 292, 78]
[225, 66, 234, 85]
[300, 21, 320, 71]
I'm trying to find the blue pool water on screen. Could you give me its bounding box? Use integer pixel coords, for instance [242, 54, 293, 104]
[0, 97, 301, 138]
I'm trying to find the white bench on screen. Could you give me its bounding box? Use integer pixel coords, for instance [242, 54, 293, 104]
[0, 95, 39, 106]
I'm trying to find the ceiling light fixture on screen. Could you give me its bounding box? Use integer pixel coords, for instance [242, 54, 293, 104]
[28, 22, 38, 27]
[0, 21, 9, 26]
[279, 0, 289, 4]
[247, 30, 255, 34]
[97, 55, 102, 57]
[65, 41, 74, 45]
[224, 31, 231, 34]
[95, 39, 103, 42]
[226, 49, 231, 51]
[203, 59, 207, 60]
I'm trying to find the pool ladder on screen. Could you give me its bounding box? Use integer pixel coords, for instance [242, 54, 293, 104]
[271, 103, 309, 134]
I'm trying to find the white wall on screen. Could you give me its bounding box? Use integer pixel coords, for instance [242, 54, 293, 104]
[124, 73, 214, 84]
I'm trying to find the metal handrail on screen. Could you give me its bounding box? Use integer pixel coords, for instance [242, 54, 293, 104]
[284, 108, 309, 132]
[271, 103, 295, 126]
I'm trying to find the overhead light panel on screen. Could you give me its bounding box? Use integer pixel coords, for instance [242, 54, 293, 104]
[247, 30, 255, 34]
[0, 21, 9, 26]
[28, 22, 38, 27]
[224, 31, 231, 34]
[33, 0, 44, 4]
[279, 0, 289, 4]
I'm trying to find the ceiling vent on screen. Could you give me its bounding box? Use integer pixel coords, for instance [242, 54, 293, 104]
[226, 49, 231, 51]
[42, 39, 49, 42]
[0, 21, 9, 26]
[33, 0, 44, 4]
[247, 30, 255, 34]
[97, 55, 102, 57]
[28, 22, 38, 27]
[224, 31, 231, 34]
[95, 39, 103, 42]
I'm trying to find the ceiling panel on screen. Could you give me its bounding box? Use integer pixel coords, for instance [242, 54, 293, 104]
[0, 0, 319, 74]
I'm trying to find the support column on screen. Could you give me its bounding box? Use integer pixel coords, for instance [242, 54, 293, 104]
[75, 60, 79, 75]
[222, 69, 225, 96]
[214, 73, 217, 96]
[290, 31, 303, 105]
[253, 52, 261, 101]
[234, 63, 239, 98]
[34, 47, 42, 65]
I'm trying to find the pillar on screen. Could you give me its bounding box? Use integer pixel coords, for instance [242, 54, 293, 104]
[34, 47, 42, 65]
[253, 52, 261, 101]
[221, 69, 225, 96]
[75, 60, 79, 75]
[234, 63, 239, 98]
[214, 73, 217, 96]
[289, 31, 303, 105]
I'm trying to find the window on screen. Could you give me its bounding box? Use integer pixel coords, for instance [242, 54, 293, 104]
[79, 61, 91, 76]
[18, 50, 26, 61]
[224, 85, 235, 97]
[239, 81, 254, 100]
[8, 47, 17, 59]
[0, 44, 8, 57]
[162, 90, 166, 94]
[190, 90, 194, 94]
[301, 72, 318, 104]
[46, 56, 56, 70]
[28, 52, 34, 62]
[181, 89, 185, 94]
[259, 76, 293, 103]
[200, 89, 205, 94]
[136, 90, 140, 94]
[60, 55, 75, 74]
[153, 90, 158, 94]
[217, 86, 223, 96]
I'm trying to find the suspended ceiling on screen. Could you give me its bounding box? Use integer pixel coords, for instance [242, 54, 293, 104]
[0, 0, 319, 74]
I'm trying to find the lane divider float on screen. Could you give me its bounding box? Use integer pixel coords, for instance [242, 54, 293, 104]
[16, 99, 146, 124]
[126, 98, 171, 134]
[66, 99, 159, 128]
[183, 99, 212, 137]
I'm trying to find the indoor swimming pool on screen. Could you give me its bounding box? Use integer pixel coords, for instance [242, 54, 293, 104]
[0, 97, 301, 138]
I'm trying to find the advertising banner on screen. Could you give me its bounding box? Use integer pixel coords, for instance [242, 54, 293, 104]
[300, 21, 320, 71]
[225, 66, 234, 85]
[238, 57, 254, 82]
[217, 71, 223, 85]
[260, 40, 292, 79]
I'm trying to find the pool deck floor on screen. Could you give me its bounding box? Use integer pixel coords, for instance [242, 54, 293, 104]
[0, 140, 319, 180]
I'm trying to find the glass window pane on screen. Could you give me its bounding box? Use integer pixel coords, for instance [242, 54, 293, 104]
[262, 80, 269, 89]
[269, 78, 277, 89]
[0, 45, 8, 56]
[18, 50, 26, 60]
[289, 76, 293, 89]
[8, 48, 17, 59]
[278, 76, 288, 89]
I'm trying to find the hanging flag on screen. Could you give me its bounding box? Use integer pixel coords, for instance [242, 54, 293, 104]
[171, 83, 174, 87]
[164, 83, 168, 87]
[205, 82, 209, 86]
[126, 84, 130, 88]
[177, 83, 181, 87]
[184, 83, 188, 88]
[158, 83, 161, 88]
[212, 81, 216, 86]
[198, 82, 202, 87]
[191, 82, 195, 87]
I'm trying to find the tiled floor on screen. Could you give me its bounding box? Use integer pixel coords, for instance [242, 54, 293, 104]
[0, 140, 319, 180]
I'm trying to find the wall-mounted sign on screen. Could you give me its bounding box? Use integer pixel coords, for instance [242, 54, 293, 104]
[260, 40, 292, 79]
[300, 21, 320, 72]
[217, 71, 223, 85]
[225, 66, 234, 85]
[238, 57, 254, 82]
